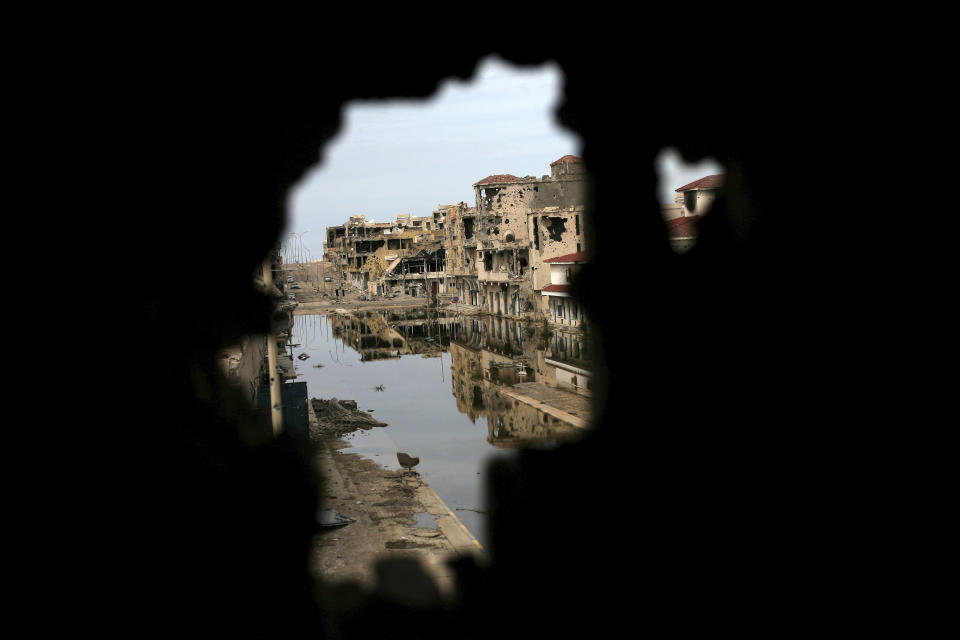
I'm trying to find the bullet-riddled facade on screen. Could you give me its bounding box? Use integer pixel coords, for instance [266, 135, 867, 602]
[323, 155, 591, 323]
[471, 155, 588, 319]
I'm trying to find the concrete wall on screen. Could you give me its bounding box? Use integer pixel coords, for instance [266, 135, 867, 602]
[472, 174, 586, 319]
[660, 203, 683, 220]
[680, 189, 718, 217]
[218, 333, 268, 403]
[529, 206, 585, 291]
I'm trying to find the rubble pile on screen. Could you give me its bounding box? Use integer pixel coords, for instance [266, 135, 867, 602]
[310, 397, 387, 439]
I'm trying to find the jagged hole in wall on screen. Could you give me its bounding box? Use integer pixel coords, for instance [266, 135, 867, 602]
[274, 55, 593, 557]
[655, 147, 725, 254]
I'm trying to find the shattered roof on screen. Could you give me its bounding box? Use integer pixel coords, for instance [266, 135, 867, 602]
[544, 251, 588, 264]
[675, 174, 724, 192]
[473, 174, 521, 186]
[665, 215, 700, 238]
[550, 155, 583, 166]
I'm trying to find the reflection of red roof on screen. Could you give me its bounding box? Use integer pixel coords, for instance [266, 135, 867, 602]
[675, 174, 724, 192]
[473, 174, 521, 186]
[550, 155, 583, 166]
[544, 251, 588, 264]
[665, 215, 700, 238]
[542, 284, 571, 293]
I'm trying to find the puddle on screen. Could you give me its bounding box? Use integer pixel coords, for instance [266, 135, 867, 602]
[411, 512, 439, 529]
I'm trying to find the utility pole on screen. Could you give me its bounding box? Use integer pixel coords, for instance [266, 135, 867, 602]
[263, 255, 283, 435]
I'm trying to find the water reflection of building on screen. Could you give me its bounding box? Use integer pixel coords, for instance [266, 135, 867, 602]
[449, 314, 586, 447]
[328, 309, 460, 360]
[541, 329, 591, 396]
[328, 311, 410, 361]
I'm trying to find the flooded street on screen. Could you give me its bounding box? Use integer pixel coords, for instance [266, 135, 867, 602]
[289, 309, 588, 548]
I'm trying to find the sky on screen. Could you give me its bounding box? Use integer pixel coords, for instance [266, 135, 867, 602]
[284, 54, 722, 262]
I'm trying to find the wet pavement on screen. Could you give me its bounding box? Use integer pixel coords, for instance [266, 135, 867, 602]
[497, 382, 591, 428]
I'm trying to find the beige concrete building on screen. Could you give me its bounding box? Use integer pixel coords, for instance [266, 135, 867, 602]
[540, 251, 587, 328]
[675, 174, 723, 218]
[324, 213, 444, 296]
[440, 202, 480, 305]
[658, 173, 721, 253]
[471, 155, 588, 319]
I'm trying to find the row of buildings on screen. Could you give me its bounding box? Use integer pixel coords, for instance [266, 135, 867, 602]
[324, 156, 722, 328]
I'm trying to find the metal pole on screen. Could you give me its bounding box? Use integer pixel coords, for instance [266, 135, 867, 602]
[263, 256, 283, 435]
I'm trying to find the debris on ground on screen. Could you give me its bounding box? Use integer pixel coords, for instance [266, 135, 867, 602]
[297, 353, 311, 360]
[310, 397, 388, 437]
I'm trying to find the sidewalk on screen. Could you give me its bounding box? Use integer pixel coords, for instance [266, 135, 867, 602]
[497, 382, 592, 429]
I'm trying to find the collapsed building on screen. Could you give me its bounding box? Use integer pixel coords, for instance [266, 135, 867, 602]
[324, 213, 441, 296]
[383, 243, 447, 299]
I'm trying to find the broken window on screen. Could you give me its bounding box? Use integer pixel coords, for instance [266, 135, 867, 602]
[685, 190, 697, 213]
[481, 187, 500, 211]
[544, 217, 567, 242]
[463, 218, 474, 239]
[532, 217, 540, 250]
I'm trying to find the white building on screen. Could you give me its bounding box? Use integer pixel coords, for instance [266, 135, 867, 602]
[541, 251, 587, 327]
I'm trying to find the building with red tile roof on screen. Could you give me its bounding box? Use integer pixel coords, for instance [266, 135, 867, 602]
[544, 251, 588, 264]
[675, 174, 723, 219]
[665, 216, 699, 239]
[472, 174, 522, 187]
[549, 155, 584, 178]
[675, 174, 724, 192]
[550, 155, 582, 166]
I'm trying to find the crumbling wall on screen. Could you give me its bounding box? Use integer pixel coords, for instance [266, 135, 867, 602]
[529, 206, 586, 291]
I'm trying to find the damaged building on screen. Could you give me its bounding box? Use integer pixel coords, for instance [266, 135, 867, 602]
[541, 251, 587, 328]
[382, 243, 447, 299]
[471, 155, 588, 320]
[324, 213, 442, 296]
[444, 202, 481, 306]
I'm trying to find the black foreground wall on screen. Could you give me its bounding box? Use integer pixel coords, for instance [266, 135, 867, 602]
[13, 17, 923, 640]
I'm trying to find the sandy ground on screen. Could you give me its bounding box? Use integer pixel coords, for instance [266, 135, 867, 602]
[307, 398, 485, 607]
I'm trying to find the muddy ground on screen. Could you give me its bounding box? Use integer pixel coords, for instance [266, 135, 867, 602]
[307, 397, 484, 613]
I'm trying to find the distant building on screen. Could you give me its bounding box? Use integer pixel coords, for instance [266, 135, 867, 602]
[663, 173, 723, 253]
[675, 174, 723, 218]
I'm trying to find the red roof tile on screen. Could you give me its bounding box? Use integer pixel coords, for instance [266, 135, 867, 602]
[542, 284, 571, 293]
[675, 174, 724, 192]
[550, 155, 583, 166]
[665, 215, 700, 238]
[544, 251, 588, 263]
[473, 174, 521, 186]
